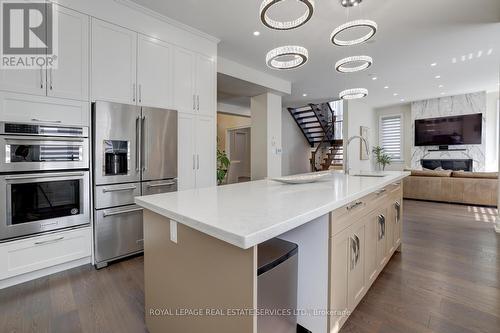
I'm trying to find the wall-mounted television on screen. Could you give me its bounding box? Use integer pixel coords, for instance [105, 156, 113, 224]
[414, 113, 482, 146]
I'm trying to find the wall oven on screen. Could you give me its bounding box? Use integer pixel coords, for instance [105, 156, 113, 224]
[0, 171, 90, 241]
[0, 122, 89, 172]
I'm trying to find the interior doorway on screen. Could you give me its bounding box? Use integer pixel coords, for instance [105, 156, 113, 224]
[226, 126, 251, 183]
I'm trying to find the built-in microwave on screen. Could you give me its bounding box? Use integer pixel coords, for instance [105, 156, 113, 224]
[0, 171, 90, 241]
[0, 122, 89, 172]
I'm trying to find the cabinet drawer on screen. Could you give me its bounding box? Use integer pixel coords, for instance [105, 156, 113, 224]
[0, 92, 90, 126]
[95, 183, 141, 209]
[0, 227, 91, 280]
[330, 189, 389, 236]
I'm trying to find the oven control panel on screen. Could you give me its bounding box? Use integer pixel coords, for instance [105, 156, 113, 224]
[0, 122, 88, 138]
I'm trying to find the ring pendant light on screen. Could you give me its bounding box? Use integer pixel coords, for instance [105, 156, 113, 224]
[339, 88, 368, 100]
[335, 55, 372, 73]
[266, 46, 309, 70]
[330, 19, 377, 46]
[260, 0, 315, 30]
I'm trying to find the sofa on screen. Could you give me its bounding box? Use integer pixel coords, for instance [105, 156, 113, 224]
[403, 170, 498, 207]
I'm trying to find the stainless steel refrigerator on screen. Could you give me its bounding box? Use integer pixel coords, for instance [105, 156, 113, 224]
[92, 101, 177, 268]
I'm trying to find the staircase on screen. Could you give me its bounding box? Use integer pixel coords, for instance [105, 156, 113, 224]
[288, 102, 344, 171]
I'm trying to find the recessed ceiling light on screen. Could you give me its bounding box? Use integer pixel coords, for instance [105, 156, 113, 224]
[400, 98, 405, 102]
[487, 48, 493, 55]
[452, 57, 457, 63]
[477, 50, 483, 58]
[253, 31, 260, 36]
[302, 93, 308, 97]
[372, 76, 378, 81]
[435, 75, 441, 79]
[461, 55, 466, 61]
[468, 53, 473, 60]
[430, 62, 437, 67]
[384, 86, 389, 89]
[393, 93, 398, 96]
[438, 84, 444, 88]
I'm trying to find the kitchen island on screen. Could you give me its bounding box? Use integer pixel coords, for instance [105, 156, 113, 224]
[135, 171, 409, 333]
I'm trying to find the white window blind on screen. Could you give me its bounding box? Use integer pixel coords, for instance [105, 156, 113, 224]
[380, 115, 402, 160]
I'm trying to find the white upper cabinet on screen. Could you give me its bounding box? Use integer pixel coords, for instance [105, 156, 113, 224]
[173, 48, 196, 113]
[0, 63, 45, 97]
[178, 113, 197, 191]
[48, 5, 89, 101]
[91, 18, 137, 104]
[137, 35, 173, 109]
[196, 54, 216, 117]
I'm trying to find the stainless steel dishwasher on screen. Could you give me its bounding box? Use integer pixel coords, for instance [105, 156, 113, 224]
[258, 238, 298, 333]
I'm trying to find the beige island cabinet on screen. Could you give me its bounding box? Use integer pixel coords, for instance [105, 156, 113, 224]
[135, 171, 409, 333]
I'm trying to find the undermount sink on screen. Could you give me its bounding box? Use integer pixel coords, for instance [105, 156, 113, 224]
[351, 172, 388, 177]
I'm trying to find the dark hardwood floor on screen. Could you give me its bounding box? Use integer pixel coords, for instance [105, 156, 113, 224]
[0, 200, 498, 333]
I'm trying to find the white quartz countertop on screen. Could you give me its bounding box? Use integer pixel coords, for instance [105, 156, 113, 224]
[135, 171, 410, 249]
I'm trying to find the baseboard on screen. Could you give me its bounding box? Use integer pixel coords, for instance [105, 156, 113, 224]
[0, 256, 91, 289]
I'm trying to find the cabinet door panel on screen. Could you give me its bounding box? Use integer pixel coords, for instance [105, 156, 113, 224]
[91, 19, 137, 104]
[394, 200, 402, 247]
[347, 219, 366, 310]
[137, 35, 173, 108]
[48, 5, 89, 101]
[329, 227, 350, 332]
[195, 116, 215, 188]
[196, 54, 215, 116]
[173, 48, 195, 113]
[177, 113, 196, 190]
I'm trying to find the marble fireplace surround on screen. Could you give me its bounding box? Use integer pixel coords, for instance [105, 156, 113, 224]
[411, 92, 486, 172]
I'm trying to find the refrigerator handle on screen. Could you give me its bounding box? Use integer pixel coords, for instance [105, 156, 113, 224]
[141, 115, 147, 172]
[135, 116, 140, 172]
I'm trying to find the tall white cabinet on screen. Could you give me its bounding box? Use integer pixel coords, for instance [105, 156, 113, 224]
[0, 5, 89, 101]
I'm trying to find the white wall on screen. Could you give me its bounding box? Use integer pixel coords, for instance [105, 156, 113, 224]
[485, 90, 499, 171]
[374, 103, 412, 171]
[250, 93, 282, 180]
[281, 109, 311, 176]
[345, 100, 377, 172]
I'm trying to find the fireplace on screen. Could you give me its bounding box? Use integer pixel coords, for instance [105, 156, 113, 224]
[421, 159, 473, 171]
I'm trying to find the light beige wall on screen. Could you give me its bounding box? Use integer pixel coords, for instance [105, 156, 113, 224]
[374, 103, 412, 171]
[217, 113, 251, 151]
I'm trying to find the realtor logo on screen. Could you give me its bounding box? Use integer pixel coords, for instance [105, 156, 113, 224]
[1, 0, 58, 69]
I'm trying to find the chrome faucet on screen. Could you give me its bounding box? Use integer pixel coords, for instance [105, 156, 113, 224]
[344, 135, 370, 175]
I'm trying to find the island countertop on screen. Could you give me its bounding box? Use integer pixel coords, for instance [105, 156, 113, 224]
[135, 171, 410, 249]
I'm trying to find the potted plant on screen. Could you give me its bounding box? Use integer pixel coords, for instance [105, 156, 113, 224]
[217, 142, 230, 185]
[372, 146, 392, 171]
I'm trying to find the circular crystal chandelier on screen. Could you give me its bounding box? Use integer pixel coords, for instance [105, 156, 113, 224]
[331, 19, 377, 46]
[340, 0, 363, 7]
[260, 0, 315, 30]
[335, 55, 372, 73]
[339, 88, 368, 100]
[266, 46, 309, 70]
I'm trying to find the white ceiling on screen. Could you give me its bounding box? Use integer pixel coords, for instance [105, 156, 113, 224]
[131, 0, 500, 108]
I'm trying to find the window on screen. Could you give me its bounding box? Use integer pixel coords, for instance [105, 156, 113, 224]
[379, 114, 403, 160]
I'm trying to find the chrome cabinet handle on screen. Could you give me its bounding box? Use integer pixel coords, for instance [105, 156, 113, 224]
[31, 118, 62, 124]
[147, 182, 176, 188]
[193, 95, 196, 110]
[35, 236, 64, 245]
[375, 188, 387, 195]
[103, 207, 143, 218]
[347, 201, 363, 211]
[102, 185, 137, 193]
[197, 154, 200, 169]
[378, 214, 385, 240]
[49, 68, 53, 90]
[141, 116, 147, 171]
[353, 234, 360, 266]
[350, 237, 356, 271]
[135, 116, 140, 172]
[139, 84, 142, 103]
[192, 154, 196, 170]
[40, 67, 44, 89]
[5, 172, 85, 180]
[133, 83, 136, 102]
[392, 182, 401, 186]
[197, 95, 200, 111]
[395, 201, 401, 222]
